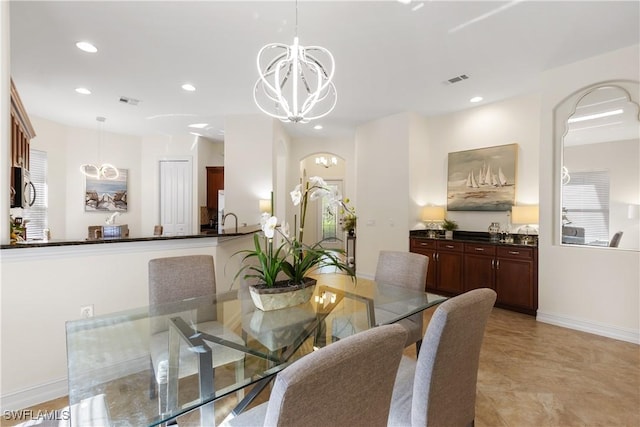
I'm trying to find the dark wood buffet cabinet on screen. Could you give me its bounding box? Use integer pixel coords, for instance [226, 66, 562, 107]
[410, 234, 538, 315]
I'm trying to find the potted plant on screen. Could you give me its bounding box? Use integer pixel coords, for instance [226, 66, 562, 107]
[442, 218, 458, 240]
[341, 198, 357, 236]
[234, 176, 355, 311]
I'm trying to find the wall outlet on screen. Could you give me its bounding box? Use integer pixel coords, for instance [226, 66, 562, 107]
[80, 304, 94, 318]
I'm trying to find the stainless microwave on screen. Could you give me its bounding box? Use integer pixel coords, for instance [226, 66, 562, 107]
[11, 167, 36, 208]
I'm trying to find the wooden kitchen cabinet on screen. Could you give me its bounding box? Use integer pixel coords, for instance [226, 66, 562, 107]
[494, 246, 536, 314]
[410, 236, 538, 315]
[463, 243, 496, 291]
[206, 167, 224, 212]
[409, 238, 463, 294]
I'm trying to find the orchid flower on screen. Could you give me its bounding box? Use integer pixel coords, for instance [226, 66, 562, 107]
[290, 184, 302, 206]
[262, 216, 278, 238]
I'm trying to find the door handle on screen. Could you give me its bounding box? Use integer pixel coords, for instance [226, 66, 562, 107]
[496, 260, 500, 269]
[508, 251, 520, 255]
[475, 247, 484, 251]
[491, 259, 495, 269]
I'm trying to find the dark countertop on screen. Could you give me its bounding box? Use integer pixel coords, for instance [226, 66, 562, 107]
[1, 224, 261, 250]
[410, 229, 538, 248]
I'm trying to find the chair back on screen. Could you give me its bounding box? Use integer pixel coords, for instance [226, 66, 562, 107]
[412, 288, 496, 427]
[375, 250, 428, 291]
[609, 231, 623, 247]
[148, 255, 217, 333]
[264, 324, 408, 427]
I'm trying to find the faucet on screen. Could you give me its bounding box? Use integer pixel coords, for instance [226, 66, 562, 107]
[221, 212, 238, 233]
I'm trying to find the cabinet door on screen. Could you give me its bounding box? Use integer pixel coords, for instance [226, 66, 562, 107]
[409, 239, 436, 291]
[206, 167, 224, 210]
[436, 251, 464, 294]
[495, 256, 534, 310]
[464, 254, 495, 291]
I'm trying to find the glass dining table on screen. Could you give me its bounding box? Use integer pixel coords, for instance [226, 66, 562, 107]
[65, 273, 447, 427]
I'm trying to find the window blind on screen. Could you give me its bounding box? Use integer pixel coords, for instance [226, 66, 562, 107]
[563, 170, 610, 245]
[24, 149, 48, 240]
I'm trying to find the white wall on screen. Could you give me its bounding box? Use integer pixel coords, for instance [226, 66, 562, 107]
[355, 113, 411, 276]
[538, 45, 640, 343]
[422, 93, 542, 231]
[224, 115, 275, 228]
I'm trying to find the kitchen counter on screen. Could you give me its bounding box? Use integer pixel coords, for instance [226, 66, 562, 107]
[1, 224, 261, 250]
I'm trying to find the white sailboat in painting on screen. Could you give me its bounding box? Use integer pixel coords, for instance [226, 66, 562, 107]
[498, 167, 508, 186]
[484, 164, 492, 186]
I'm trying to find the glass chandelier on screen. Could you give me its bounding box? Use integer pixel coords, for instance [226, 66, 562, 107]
[253, 1, 337, 123]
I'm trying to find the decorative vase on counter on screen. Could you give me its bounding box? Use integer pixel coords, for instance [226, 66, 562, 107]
[489, 222, 500, 242]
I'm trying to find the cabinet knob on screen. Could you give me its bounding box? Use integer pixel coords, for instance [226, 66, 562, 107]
[446, 245, 454, 249]
[475, 247, 484, 251]
[420, 242, 427, 246]
[508, 251, 520, 255]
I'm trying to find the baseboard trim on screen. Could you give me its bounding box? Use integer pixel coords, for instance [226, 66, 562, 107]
[1, 378, 68, 412]
[536, 310, 640, 344]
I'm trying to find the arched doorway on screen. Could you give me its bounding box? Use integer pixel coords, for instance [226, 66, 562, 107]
[299, 153, 346, 250]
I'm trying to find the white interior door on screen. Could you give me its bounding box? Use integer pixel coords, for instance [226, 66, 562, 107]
[317, 180, 344, 250]
[160, 160, 192, 236]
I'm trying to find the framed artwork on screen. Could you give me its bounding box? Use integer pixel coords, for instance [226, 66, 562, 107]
[447, 144, 518, 211]
[84, 169, 128, 212]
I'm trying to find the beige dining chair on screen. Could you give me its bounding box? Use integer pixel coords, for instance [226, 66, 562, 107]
[222, 324, 408, 427]
[148, 255, 245, 415]
[387, 288, 496, 427]
[374, 250, 429, 354]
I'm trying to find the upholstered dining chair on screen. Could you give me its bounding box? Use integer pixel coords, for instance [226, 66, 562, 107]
[387, 288, 496, 427]
[148, 255, 245, 414]
[222, 324, 408, 427]
[374, 250, 429, 354]
[609, 231, 623, 247]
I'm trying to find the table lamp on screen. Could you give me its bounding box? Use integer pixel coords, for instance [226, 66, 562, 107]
[422, 206, 445, 238]
[511, 205, 539, 244]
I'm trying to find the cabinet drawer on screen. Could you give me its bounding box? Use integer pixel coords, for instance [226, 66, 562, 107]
[497, 246, 533, 260]
[437, 241, 464, 252]
[464, 243, 496, 256]
[410, 238, 436, 251]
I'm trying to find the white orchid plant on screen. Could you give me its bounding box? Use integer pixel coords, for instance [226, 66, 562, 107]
[234, 176, 355, 288]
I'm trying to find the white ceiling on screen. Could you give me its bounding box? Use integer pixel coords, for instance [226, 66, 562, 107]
[9, 1, 640, 141]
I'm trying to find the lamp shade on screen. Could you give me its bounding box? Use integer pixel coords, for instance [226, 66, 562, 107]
[422, 206, 445, 222]
[511, 205, 539, 225]
[259, 199, 272, 214]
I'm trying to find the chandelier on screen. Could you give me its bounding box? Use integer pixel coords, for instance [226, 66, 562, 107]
[315, 156, 337, 168]
[253, 1, 337, 123]
[80, 117, 120, 180]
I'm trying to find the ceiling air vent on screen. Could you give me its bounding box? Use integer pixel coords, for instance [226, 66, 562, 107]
[443, 74, 469, 85]
[119, 96, 140, 106]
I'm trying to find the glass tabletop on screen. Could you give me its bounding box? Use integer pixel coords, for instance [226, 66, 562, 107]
[65, 274, 447, 426]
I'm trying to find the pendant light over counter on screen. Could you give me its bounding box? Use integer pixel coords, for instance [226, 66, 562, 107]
[80, 116, 120, 180]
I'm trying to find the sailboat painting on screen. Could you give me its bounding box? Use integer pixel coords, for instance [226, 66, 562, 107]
[447, 144, 517, 211]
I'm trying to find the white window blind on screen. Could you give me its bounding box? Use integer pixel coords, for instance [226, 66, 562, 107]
[563, 170, 610, 245]
[24, 149, 48, 240]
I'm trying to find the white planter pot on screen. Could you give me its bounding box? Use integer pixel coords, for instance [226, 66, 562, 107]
[445, 231, 454, 240]
[249, 278, 317, 311]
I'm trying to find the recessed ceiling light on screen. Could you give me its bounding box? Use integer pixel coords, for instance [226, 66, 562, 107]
[470, 96, 483, 103]
[182, 83, 196, 92]
[75, 87, 91, 95]
[76, 41, 97, 53]
[188, 123, 208, 129]
[313, 125, 323, 130]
